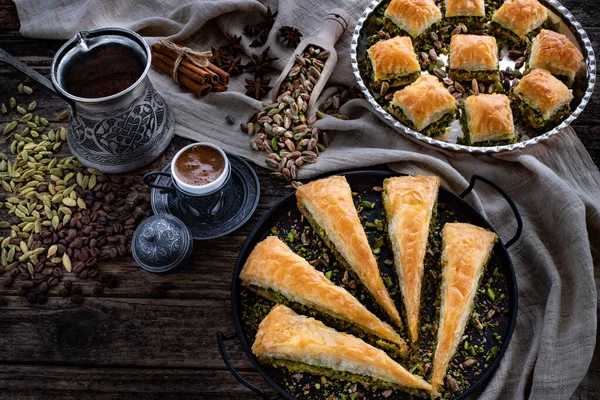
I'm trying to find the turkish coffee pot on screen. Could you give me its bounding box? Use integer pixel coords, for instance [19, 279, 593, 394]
[0, 27, 174, 173]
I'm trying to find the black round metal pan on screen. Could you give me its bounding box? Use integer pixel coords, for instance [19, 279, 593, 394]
[218, 172, 522, 399]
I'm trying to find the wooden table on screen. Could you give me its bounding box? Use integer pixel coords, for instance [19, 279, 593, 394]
[0, 1, 598, 399]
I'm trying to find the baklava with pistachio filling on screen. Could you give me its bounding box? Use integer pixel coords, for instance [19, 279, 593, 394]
[449, 34, 499, 82]
[459, 94, 516, 146]
[384, 0, 442, 38]
[240, 236, 408, 355]
[366, 36, 421, 91]
[430, 223, 497, 398]
[253, 305, 432, 394]
[528, 29, 584, 87]
[296, 176, 403, 328]
[491, 0, 548, 46]
[383, 175, 440, 345]
[512, 68, 573, 129]
[444, 0, 486, 26]
[386, 75, 456, 137]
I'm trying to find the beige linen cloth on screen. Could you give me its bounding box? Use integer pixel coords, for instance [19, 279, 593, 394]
[14, 0, 600, 398]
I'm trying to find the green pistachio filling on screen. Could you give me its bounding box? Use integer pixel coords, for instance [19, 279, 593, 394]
[364, 59, 421, 90]
[246, 284, 406, 358]
[449, 69, 500, 82]
[260, 357, 428, 397]
[443, 16, 486, 28]
[457, 105, 517, 146]
[510, 94, 571, 130]
[385, 103, 455, 137]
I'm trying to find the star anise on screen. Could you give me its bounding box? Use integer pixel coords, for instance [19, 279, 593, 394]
[244, 24, 262, 36]
[245, 47, 278, 77]
[260, 7, 278, 25]
[250, 30, 270, 47]
[210, 46, 230, 67]
[223, 32, 244, 56]
[221, 55, 244, 76]
[278, 26, 303, 48]
[245, 76, 272, 99]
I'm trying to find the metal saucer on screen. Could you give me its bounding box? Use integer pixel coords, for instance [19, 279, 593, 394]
[150, 153, 260, 240]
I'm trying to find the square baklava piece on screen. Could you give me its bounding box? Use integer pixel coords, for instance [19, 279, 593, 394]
[449, 35, 499, 82]
[459, 94, 516, 146]
[512, 68, 573, 129]
[444, 0, 485, 25]
[528, 29, 584, 87]
[491, 0, 548, 45]
[367, 36, 421, 90]
[387, 75, 457, 137]
[384, 0, 442, 38]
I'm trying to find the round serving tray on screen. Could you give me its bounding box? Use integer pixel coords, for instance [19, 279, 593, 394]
[218, 171, 522, 400]
[350, 0, 596, 153]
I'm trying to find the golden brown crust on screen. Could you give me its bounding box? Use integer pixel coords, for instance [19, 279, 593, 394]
[449, 35, 498, 71]
[492, 0, 547, 38]
[385, 0, 442, 37]
[445, 0, 485, 17]
[296, 176, 402, 327]
[367, 37, 421, 82]
[253, 305, 432, 392]
[392, 75, 456, 131]
[240, 236, 407, 349]
[430, 223, 497, 397]
[514, 68, 573, 120]
[529, 29, 584, 81]
[464, 94, 515, 143]
[383, 176, 440, 344]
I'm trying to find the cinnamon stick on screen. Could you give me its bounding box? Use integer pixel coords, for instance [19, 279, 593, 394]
[205, 63, 230, 85]
[151, 58, 212, 97]
[151, 43, 220, 84]
[153, 52, 208, 85]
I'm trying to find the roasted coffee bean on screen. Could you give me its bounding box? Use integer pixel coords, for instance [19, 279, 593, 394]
[107, 278, 118, 289]
[53, 267, 63, 278]
[71, 295, 83, 304]
[99, 273, 110, 284]
[93, 284, 104, 295]
[48, 277, 59, 287]
[72, 284, 82, 295]
[19, 273, 30, 281]
[59, 288, 69, 297]
[2, 276, 13, 287]
[80, 270, 89, 280]
[33, 275, 44, 284]
[21, 280, 34, 289]
[39, 282, 48, 293]
[64, 280, 73, 290]
[26, 292, 37, 304]
[10, 269, 19, 278]
[37, 294, 48, 305]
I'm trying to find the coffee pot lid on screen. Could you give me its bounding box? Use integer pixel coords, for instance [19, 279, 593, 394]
[132, 214, 193, 273]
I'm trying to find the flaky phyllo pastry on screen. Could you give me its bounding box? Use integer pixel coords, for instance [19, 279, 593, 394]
[449, 35, 499, 82]
[491, 0, 547, 43]
[460, 94, 516, 146]
[383, 175, 440, 344]
[252, 305, 432, 392]
[445, 0, 485, 18]
[240, 236, 407, 353]
[384, 0, 442, 38]
[367, 36, 421, 89]
[430, 223, 497, 397]
[512, 68, 573, 129]
[528, 29, 584, 87]
[388, 75, 456, 137]
[296, 176, 403, 328]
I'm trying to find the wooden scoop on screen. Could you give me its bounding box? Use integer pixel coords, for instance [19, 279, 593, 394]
[270, 9, 349, 115]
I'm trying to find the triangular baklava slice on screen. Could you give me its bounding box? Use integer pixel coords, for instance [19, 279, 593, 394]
[431, 223, 497, 397]
[253, 305, 431, 393]
[296, 176, 403, 328]
[240, 236, 407, 354]
[383, 175, 440, 344]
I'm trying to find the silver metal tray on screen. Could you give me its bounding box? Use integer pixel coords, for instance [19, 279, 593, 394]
[350, 0, 596, 153]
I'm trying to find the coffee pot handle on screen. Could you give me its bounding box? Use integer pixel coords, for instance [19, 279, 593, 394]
[0, 48, 76, 115]
[143, 172, 177, 193]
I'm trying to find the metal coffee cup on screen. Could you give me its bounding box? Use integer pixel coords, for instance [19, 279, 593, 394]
[0, 27, 174, 173]
[143, 143, 233, 219]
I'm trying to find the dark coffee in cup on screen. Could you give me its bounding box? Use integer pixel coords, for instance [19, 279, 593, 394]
[173, 144, 225, 187]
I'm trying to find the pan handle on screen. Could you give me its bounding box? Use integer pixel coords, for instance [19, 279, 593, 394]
[217, 331, 281, 400]
[459, 175, 523, 249]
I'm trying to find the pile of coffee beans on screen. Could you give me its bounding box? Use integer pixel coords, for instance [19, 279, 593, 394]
[0, 87, 152, 305]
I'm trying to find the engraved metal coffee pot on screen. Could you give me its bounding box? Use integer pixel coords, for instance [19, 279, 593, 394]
[0, 27, 174, 173]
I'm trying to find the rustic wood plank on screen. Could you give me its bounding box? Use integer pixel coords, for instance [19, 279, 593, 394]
[0, 0, 18, 32]
[0, 365, 273, 399]
[0, 296, 258, 369]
